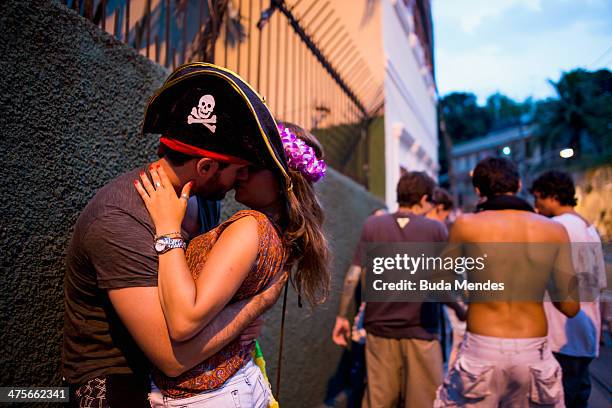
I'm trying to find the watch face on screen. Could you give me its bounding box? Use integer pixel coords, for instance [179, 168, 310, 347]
[155, 241, 166, 252]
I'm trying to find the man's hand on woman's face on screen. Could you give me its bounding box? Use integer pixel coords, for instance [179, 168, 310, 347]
[134, 164, 193, 235]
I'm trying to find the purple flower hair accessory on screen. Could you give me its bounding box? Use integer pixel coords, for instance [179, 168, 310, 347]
[278, 124, 326, 183]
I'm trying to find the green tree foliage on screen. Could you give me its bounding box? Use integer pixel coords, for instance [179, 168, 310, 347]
[534, 69, 612, 156]
[439, 92, 491, 143]
[485, 93, 533, 131]
[439, 68, 610, 155]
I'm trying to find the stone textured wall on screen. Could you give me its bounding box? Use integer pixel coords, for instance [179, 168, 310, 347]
[574, 165, 612, 241]
[0, 1, 383, 406]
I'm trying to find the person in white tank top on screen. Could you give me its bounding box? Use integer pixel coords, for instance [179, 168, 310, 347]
[531, 170, 608, 408]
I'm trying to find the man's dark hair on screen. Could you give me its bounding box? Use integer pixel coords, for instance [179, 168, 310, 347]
[158, 143, 229, 169]
[472, 157, 520, 198]
[397, 171, 436, 207]
[158, 143, 195, 165]
[529, 171, 577, 206]
[433, 188, 454, 210]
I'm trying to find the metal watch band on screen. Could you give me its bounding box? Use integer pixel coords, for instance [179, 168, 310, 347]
[154, 237, 186, 254]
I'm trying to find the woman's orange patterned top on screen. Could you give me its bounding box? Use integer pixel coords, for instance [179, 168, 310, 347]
[152, 210, 284, 398]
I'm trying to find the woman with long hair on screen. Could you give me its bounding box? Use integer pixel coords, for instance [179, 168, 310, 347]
[134, 122, 330, 407]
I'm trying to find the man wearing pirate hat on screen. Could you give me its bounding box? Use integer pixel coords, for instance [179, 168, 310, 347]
[62, 63, 291, 407]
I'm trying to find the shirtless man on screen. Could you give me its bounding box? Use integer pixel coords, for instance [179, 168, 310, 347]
[434, 157, 579, 408]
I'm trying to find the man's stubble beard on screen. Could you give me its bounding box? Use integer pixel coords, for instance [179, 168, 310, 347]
[195, 172, 232, 201]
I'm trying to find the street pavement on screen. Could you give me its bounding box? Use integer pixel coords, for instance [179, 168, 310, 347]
[589, 343, 612, 407]
[321, 345, 612, 407]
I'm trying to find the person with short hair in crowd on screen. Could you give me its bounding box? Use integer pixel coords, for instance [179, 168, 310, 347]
[427, 187, 455, 227]
[435, 157, 580, 407]
[530, 170, 607, 408]
[426, 188, 466, 367]
[333, 171, 464, 408]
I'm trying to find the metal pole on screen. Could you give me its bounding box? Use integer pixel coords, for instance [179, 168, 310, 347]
[336, 55, 365, 82]
[274, 9, 281, 114]
[307, 9, 334, 40]
[155, 34, 160, 62]
[101, 0, 106, 31]
[181, 3, 187, 63]
[283, 19, 289, 119]
[314, 17, 340, 46]
[266, 2, 272, 101]
[248, 0, 253, 81]
[237, 0, 242, 73]
[300, 43, 306, 127]
[357, 81, 380, 102]
[289, 0, 306, 12]
[302, 1, 330, 31]
[292, 33, 297, 123]
[85, 0, 93, 20]
[113, 8, 120, 38]
[319, 25, 343, 52]
[296, 0, 320, 24]
[256, 0, 263, 90]
[345, 65, 371, 89]
[362, 84, 383, 106]
[350, 72, 375, 95]
[125, 0, 130, 44]
[350, 62, 376, 86]
[146, 0, 151, 58]
[306, 44, 311, 128]
[338, 56, 363, 80]
[285, 23, 366, 115]
[224, 9, 229, 68]
[164, 0, 170, 67]
[330, 44, 357, 69]
[324, 35, 350, 65]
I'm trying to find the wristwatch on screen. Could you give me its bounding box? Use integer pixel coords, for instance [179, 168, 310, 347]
[154, 236, 186, 254]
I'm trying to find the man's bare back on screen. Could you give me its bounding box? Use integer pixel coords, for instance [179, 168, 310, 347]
[452, 208, 580, 338]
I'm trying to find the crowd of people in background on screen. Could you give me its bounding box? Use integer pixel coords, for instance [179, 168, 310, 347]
[329, 158, 608, 408]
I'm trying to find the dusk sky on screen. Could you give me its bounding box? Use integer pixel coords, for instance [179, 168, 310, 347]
[432, 0, 612, 103]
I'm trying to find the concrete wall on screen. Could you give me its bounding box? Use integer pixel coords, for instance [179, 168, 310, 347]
[0, 1, 384, 406]
[367, 117, 387, 201]
[574, 165, 612, 241]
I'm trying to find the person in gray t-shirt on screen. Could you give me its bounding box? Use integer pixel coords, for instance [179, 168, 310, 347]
[332, 171, 465, 408]
[62, 63, 290, 407]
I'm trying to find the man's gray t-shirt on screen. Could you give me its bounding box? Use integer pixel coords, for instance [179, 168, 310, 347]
[62, 168, 164, 385]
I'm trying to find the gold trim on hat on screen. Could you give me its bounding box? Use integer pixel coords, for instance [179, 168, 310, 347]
[144, 62, 293, 192]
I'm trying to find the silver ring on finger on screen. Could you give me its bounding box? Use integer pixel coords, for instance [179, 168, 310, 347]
[180, 193, 189, 200]
[155, 182, 162, 189]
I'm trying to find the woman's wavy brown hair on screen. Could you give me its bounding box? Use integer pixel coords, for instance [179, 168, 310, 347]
[278, 122, 330, 306]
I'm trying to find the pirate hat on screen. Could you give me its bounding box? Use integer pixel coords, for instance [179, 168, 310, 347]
[142, 62, 291, 190]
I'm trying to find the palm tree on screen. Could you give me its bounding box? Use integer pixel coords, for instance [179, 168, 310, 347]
[535, 69, 612, 157]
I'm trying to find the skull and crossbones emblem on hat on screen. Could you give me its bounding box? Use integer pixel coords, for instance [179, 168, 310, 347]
[187, 94, 217, 133]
